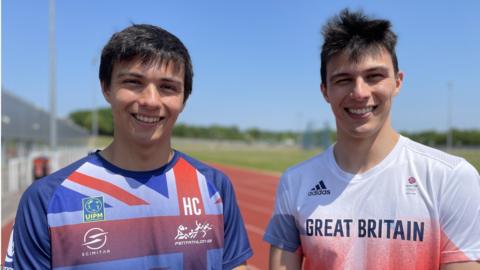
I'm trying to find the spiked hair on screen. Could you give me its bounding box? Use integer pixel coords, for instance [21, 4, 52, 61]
[321, 9, 399, 84]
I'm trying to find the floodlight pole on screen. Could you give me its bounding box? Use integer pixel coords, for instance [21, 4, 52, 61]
[92, 57, 99, 138]
[446, 82, 453, 151]
[49, 0, 57, 149]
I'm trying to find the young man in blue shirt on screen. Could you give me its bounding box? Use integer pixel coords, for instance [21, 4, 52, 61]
[5, 24, 252, 270]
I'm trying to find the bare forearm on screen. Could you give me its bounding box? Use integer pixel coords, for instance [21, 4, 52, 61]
[269, 246, 301, 270]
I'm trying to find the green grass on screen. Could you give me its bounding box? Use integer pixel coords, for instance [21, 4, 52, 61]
[450, 150, 480, 172]
[88, 136, 480, 173]
[180, 147, 320, 173]
[176, 141, 480, 173]
[88, 136, 113, 148]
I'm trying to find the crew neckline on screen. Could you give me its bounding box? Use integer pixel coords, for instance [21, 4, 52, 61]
[327, 135, 405, 183]
[90, 149, 180, 178]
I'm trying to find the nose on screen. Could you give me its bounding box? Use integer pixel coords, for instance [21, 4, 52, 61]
[138, 84, 162, 109]
[350, 78, 370, 99]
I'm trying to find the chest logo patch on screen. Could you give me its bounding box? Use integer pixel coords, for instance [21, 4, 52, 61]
[405, 177, 419, 195]
[82, 196, 105, 222]
[308, 180, 331, 196]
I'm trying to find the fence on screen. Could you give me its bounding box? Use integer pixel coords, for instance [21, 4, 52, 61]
[2, 147, 92, 194]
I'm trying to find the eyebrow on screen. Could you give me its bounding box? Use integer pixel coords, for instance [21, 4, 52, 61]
[116, 71, 144, 79]
[329, 66, 390, 81]
[116, 71, 183, 84]
[364, 67, 389, 74]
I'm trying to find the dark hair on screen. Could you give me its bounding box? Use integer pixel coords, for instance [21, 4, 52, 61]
[320, 9, 399, 84]
[99, 24, 193, 103]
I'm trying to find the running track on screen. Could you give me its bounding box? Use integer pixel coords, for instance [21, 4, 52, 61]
[1, 164, 280, 270]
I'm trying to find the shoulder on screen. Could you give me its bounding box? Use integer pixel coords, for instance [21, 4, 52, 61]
[19, 155, 92, 212]
[282, 149, 328, 181]
[271, 150, 329, 198]
[400, 136, 466, 170]
[399, 136, 479, 191]
[399, 136, 478, 178]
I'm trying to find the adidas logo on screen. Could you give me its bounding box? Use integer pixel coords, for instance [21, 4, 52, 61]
[308, 180, 330, 196]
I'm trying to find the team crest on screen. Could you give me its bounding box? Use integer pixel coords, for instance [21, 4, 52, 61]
[82, 196, 105, 222]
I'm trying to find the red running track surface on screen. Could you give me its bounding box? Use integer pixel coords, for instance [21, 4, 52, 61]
[215, 164, 279, 270]
[1, 164, 280, 270]
[1, 220, 13, 266]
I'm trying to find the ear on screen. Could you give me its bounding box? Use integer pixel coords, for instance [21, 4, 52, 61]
[393, 71, 404, 96]
[101, 81, 112, 104]
[321, 83, 330, 103]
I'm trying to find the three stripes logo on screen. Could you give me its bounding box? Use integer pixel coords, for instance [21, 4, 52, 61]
[308, 180, 330, 196]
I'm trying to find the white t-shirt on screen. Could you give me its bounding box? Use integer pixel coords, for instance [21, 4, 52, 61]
[264, 136, 480, 269]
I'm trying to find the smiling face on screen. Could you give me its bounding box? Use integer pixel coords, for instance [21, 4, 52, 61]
[321, 49, 403, 140]
[102, 59, 185, 146]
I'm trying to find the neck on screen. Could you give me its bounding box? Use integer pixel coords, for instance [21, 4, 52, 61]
[333, 123, 399, 174]
[100, 136, 173, 171]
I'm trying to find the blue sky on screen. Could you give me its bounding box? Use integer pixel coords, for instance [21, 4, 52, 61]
[2, 0, 479, 132]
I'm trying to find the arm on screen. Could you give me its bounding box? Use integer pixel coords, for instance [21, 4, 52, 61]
[220, 174, 253, 269]
[10, 181, 52, 269]
[438, 161, 480, 265]
[269, 246, 302, 270]
[264, 173, 302, 270]
[441, 262, 480, 270]
[232, 262, 248, 270]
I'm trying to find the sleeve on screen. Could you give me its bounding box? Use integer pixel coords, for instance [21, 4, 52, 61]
[263, 173, 301, 252]
[8, 182, 52, 269]
[438, 160, 480, 264]
[221, 175, 253, 269]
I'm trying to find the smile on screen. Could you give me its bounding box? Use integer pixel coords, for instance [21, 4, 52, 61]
[132, 113, 164, 124]
[347, 106, 377, 115]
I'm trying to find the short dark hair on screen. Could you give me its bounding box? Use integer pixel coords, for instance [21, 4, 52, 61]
[99, 24, 193, 103]
[320, 9, 399, 84]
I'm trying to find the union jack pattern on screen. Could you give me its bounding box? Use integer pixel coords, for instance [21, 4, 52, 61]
[4, 151, 252, 270]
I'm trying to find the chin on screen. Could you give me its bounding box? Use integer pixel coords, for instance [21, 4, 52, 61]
[341, 123, 379, 139]
[130, 132, 167, 145]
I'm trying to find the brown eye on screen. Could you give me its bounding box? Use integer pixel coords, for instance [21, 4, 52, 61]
[366, 74, 384, 82]
[160, 84, 180, 93]
[335, 78, 351, 85]
[123, 79, 141, 85]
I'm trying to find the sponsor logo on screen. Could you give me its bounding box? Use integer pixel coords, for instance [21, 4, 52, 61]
[408, 177, 416, 184]
[82, 196, 105, 222]
[81, 227, 111, 257]
[406, 176, 419, 195]
[83, 227, 108, 250]
[174, 220, 213, 246]
[308, 180, 331, 196]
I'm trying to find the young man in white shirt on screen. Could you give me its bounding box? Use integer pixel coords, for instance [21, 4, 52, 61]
[264, 9, 480, 270]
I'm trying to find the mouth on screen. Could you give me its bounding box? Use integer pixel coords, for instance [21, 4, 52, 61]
[131, 113, 165, 124]
[346, 105, 377, 116]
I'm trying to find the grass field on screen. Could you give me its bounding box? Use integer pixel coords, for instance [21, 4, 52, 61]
[450, 149, 480, 172]
[92, 136, 480, 173]
[180, 146, 320, 173]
